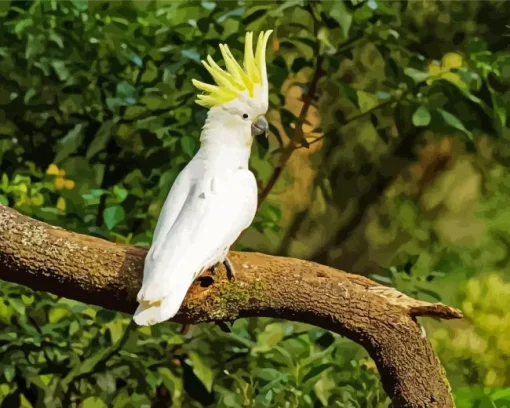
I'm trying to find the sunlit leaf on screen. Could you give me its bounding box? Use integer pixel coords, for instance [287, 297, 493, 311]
[80, 397, 107, 408]
[103, 206, 125, 230]
[252, 323, 285, 354]
[404, 67, 430, 83]
[328, 1, 352, 40]
[412, 106, 431, 127]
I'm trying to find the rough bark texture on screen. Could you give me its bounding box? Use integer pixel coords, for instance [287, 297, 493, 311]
[0, 204, 461, 408]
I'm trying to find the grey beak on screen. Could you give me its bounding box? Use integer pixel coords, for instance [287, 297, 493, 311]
[251, 115, 269, 137]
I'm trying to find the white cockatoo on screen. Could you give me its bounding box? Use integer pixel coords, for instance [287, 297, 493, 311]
[133, 31, 272, 326]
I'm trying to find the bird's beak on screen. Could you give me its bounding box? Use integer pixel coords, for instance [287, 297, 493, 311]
[251, 115, 269, 138]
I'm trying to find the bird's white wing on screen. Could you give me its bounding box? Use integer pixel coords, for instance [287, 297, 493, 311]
[134, 167, 257, 325]
[147, 165, 193, 259]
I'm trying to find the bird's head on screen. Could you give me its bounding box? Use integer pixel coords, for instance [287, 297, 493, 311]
[192, 31, 272, 145]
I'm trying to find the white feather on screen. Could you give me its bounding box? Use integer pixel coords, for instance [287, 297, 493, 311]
[134, 128, 258, 326]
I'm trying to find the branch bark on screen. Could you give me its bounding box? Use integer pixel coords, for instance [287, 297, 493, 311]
[0, 204, 461, 408]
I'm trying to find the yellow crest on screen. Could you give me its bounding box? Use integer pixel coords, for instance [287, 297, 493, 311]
[192, 31, 273, 108]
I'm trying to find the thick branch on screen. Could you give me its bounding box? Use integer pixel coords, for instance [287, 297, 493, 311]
[0, 204, 461, 408]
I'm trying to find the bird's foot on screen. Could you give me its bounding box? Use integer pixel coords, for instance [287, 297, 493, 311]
[206, 258, 235, 281]
[209, 264, 219, 276]
[223, 256, 235, 282]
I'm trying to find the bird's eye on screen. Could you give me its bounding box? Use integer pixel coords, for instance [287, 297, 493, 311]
[242, 113, 249, 119]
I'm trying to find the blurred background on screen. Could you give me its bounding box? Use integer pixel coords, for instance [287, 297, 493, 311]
[0, 0, 509, 407]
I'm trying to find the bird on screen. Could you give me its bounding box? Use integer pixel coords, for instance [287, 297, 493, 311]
[133, 31, 272, 326]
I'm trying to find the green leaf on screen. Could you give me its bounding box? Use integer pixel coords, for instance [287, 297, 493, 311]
[181, 136, 198, 158]
[477, 396, 498, 408]
[69, 321, 80, 336]
[113, 185, 128, 203]
[280, 108, 297, 137]
[0, 1, 11, 16]
[103, 206, 125, 230]
[48, 306, 72, 323]
[371, 274, 393, 285]
[372, 0, 397, 15]
[329, 1, 352, 40]
[86, 120, 114, 159]
[4, 365, 15, 382]
[490, 90, 507, 137]
[302, 363, 334, 383]
[339, 83, 360, 108]
[51, 60, 71, 81]
[266, 205, 281, 222]
[252, 323, 285, 353]
[106, 319, 124, 344]
[24, 88, 36, 104]
[70, 0, 89, 11]
[187, 351, 214, 393]
[357, 91, 379, 113]
[437, 109, 473, 139]
[62, 346, 116, 389]
[404, 67, 430, 83]
[49, 32, 64, 49]
[243, 7, 267, 26]
[80, 397, 108, 408]
[96, 309, 117, 323]
[256, 367, 283, 382]
[412, 106, 431, 127]
[491, 388, 510, 400]
[317, 28, 336, 55]
[55, 124, 86, 163]
[353, 2, 375, 21]
[182, 48, 201, 62]
[116, 81, 137, 106]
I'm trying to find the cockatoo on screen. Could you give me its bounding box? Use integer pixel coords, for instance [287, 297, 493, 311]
[133, 31, 272, 326]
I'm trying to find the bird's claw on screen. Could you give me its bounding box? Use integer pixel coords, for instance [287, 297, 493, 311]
[210, 264, 218, 276]
[207, 258, 235, 281]
[223, 257, 236, 282]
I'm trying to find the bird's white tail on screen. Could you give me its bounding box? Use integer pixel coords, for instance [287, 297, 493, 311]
[133, 292, 187, 326]
[133, 271, 196, 326]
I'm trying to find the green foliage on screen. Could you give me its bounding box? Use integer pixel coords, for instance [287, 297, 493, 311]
[433, 274, 510, 386]
[431, 274, 510, 408]
[1, 0, 509, 406]
[0, 279, 389, 407]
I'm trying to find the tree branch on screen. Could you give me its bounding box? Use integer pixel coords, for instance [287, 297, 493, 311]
[257, 32, 378, 206]
[258, 55, 324, 207]
[294, 99, 399, 150]
[312, 108, 420, 267]
[0, 204, 461, 408]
